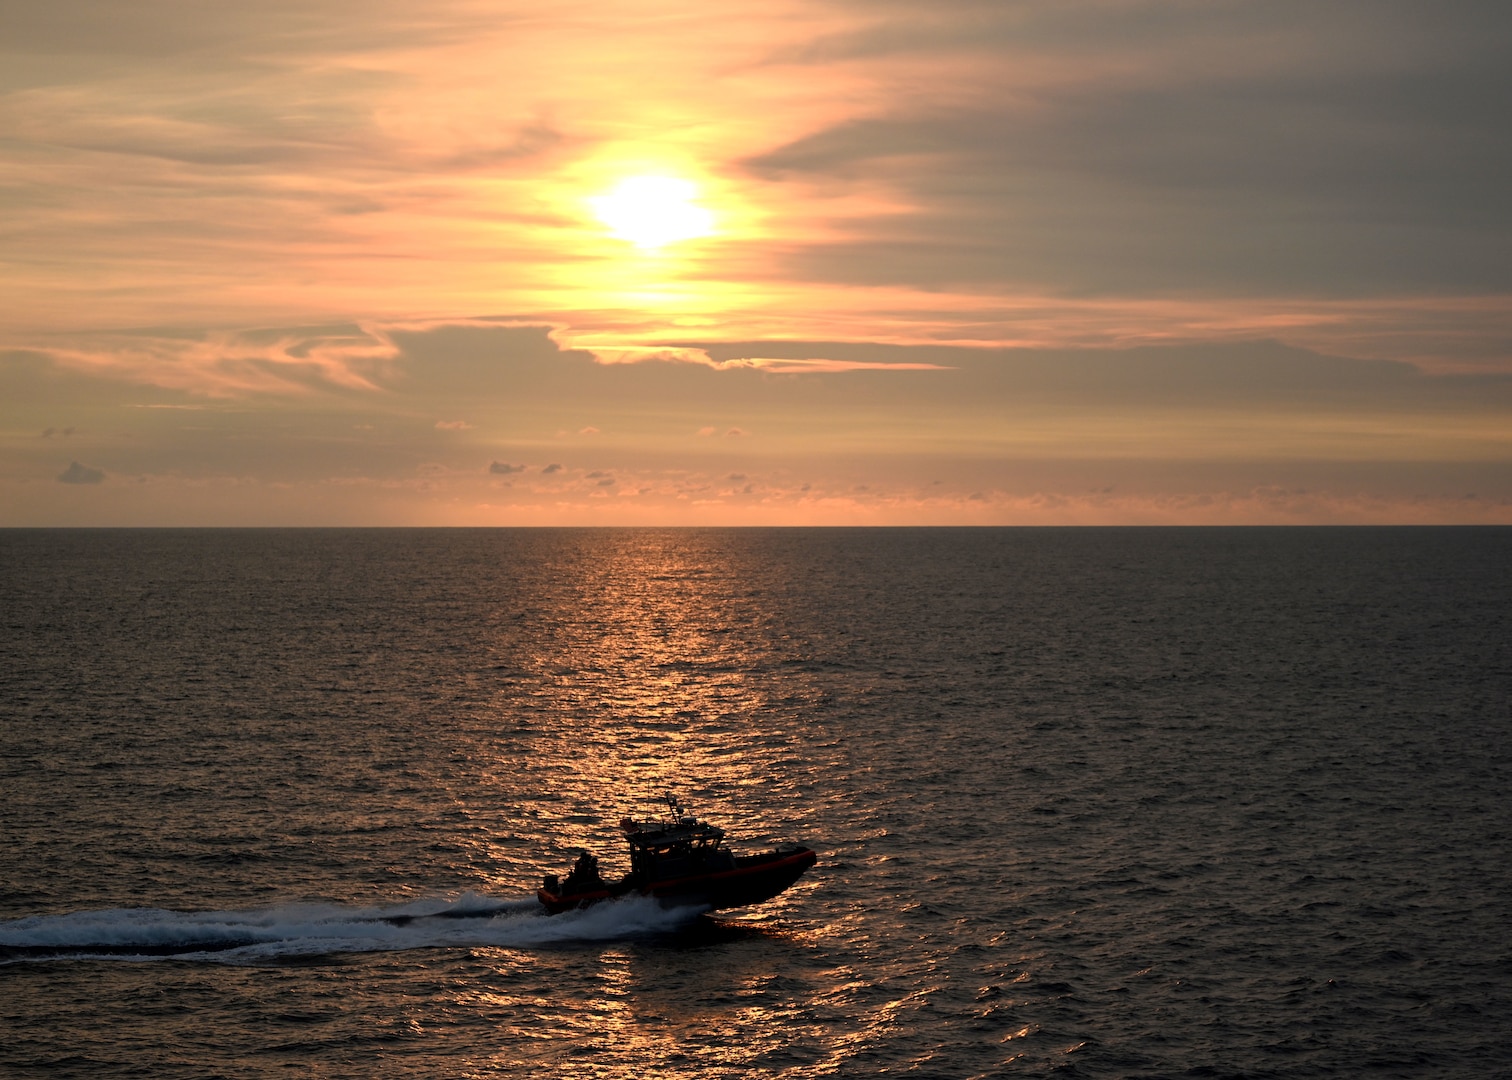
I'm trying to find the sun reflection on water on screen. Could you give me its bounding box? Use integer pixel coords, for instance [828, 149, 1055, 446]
[471, 529, 837, 882]
[427, 530, 890, 1076]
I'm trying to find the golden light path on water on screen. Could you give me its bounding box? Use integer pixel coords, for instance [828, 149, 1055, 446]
[438, 531, 882, 1074]
[501, 532, 838, 834]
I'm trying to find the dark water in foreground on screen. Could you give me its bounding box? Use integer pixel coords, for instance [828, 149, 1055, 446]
[1, 527, 1509, 1078]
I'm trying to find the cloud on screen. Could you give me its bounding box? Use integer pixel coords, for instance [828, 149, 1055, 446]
[588, 344, 949, 374]
[3, 325, 400, 401]
[578, 426, 600, 436]
[590, 346, 714, 366]
[687, 337, 1512, 412]
[435, 419, 471, 430]
[9, 321, 1511, 456]
[4, 318, 1509, 524]
[721, 357, 951, 374]
[745, 2, 1512, 300]
[489, 461, 524, 474]
[58, 460, 104, 484]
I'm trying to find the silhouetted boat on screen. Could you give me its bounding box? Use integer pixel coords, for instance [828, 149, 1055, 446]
[537, 794, 817, 915]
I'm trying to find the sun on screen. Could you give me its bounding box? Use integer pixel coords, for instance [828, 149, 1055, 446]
[588, 175, 715, 250]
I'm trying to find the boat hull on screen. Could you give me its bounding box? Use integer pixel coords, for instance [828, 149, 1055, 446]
[537, 845, 816, 915]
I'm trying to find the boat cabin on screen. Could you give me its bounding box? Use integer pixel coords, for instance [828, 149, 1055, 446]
[620, 796, 737, 883]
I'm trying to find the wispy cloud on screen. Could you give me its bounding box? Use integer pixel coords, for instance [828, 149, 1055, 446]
[21, 326, 398, 397]
[587, 344, 950, 373]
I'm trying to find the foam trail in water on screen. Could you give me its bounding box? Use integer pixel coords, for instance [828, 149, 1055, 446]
[0, 892, 704, 963]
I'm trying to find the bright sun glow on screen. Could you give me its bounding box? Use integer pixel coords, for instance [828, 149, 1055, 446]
[588, 176, 715, 250]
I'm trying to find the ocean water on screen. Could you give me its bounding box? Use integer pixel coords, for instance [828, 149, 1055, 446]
[1, 526, 1509, 1078]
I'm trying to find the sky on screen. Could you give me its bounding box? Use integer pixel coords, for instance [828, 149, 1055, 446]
[3, 0, 1510, 525]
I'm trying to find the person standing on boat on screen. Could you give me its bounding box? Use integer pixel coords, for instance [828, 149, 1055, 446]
[565, 849, 603, 891]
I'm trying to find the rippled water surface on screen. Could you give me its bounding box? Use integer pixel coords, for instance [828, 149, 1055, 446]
[2, 527, 1510, 1078]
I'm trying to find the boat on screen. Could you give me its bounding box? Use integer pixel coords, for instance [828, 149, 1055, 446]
[537, 794, 817, 915]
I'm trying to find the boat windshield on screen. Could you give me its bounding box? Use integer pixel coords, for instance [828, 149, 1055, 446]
[621, 794, 734, 879]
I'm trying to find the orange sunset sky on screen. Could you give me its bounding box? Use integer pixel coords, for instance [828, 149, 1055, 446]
[3, 0, 1510, 525]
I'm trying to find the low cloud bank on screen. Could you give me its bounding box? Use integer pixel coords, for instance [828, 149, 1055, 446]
[4, 319, 1509, 524]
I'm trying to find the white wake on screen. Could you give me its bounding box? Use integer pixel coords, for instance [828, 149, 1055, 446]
[0, 892, 704, 963]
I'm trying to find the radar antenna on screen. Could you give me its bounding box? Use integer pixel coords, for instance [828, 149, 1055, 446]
[663, 791, 697, 826]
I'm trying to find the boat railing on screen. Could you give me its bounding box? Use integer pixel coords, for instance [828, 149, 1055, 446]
[622, 790, 705, 836]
